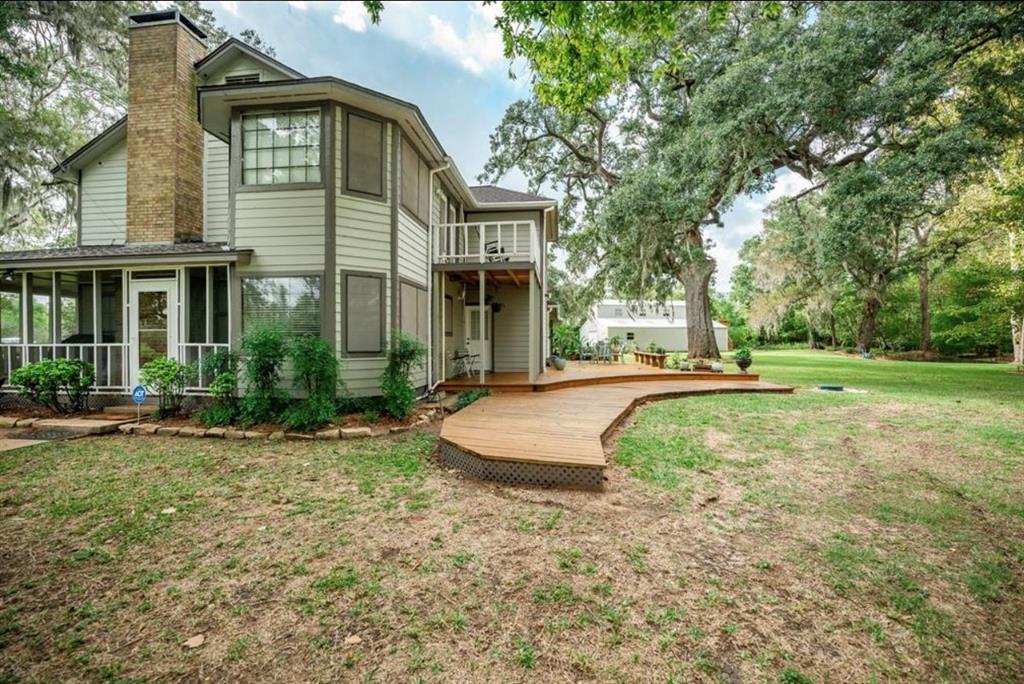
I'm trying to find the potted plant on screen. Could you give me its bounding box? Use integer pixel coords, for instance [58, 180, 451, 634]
[609, 335, 623, 362]
[550, 323, 578, 370]
[734, 347, 753, 373]
[654, 346, 667, 369]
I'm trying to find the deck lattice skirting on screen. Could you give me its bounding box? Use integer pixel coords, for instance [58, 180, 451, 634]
[439, 378, 793, 489]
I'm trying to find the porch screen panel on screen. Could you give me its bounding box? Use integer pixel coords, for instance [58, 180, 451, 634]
[98, 270, 123, 343]
[241, 276, 321, 337]
[344, 273, 383, 354]
[30, 273, 52, 344]
[347, 113, 383, 196]
[212, 267, 229, 343]
[0, 273, 22, 344]
[187, 267, 207, 343]
[58, 271, 94, 343]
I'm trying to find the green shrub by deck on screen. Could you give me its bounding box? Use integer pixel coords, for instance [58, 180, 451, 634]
[10, 358, 95, 413]
[455, 388, 491, 410]
[198, 349, 240, 427]
[381, 332, 426, 419]
[140, 357, 193, 418]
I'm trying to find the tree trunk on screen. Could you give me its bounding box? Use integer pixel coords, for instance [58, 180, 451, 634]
[679, 258, 720, 360]
[805, 310, 815, 350]
[829, 312, 838, 349]
[1012, 314, 1023, 369]
[919, 265, 932, 353]
[857, 296, 881, 353]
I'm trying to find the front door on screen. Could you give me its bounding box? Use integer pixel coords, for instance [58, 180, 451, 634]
[129, 279, 178, 385]
[465, 304, 492, 372]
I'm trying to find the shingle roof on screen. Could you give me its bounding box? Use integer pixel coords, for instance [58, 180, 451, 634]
[0, 241, 245, 263]
[469, 185, 553, 204]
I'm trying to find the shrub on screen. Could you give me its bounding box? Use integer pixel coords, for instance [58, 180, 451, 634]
[11, 358, 95, 413]
[655, 346, 666, 355]
[281, 393, 336, 432]
[336, 394, 384, 415]
[238, 327, 288, 426]
[646, 340, 658, 353]
[455, 388, 491, 410]
[734, 347, 752, 362]
[278, 335, 342, 432]
[198, 350, 240, 427]
[381, 332, 426, 419]
[140, 357, 194, 418]
[551, 323, 580, 358]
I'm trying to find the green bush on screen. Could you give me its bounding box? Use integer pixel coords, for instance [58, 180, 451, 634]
[198, 350, 240, 427]
[381, 332, 426, 419]
[11, 358, 95, 413]
[551, 323, 580, 358]
[279, 335, 341, 432]
[455, 388, 491, 410]
[139, 357, 194, 418]
[336, 394, 384, 415]
[238, 327, 288, 426]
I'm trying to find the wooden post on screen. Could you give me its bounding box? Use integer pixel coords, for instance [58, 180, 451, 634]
[528, 271, 538, 384]
[479, 270, 485, 385]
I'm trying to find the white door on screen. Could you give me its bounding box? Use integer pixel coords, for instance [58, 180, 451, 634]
[465, 304, 492, 372]
[129, 279, 179, 386]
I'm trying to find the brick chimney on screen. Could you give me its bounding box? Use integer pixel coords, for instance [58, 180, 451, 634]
[126, 10, 207, 243]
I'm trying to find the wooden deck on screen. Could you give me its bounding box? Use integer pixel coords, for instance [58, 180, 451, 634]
[439, 361, 761, 393]
[439, 378, 793, 488]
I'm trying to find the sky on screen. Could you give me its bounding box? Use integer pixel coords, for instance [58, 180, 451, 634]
[205, 0, 810, 293]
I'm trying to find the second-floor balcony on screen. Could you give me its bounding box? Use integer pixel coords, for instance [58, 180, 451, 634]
[434, 221, 539, 267]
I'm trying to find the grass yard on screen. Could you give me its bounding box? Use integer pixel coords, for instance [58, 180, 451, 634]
[0, 351, 1022, 682]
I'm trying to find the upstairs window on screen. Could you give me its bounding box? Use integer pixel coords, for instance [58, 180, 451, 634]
[400, 138, 431, 224]
[241, 109, 321, 186]
[346, 112, 384, 197]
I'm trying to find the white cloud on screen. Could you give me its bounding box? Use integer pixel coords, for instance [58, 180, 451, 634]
[334, 1, 369, 32]
[288, 1, 308, 9]
[220, 1, 239, 15]
[426, 5, 504, 76]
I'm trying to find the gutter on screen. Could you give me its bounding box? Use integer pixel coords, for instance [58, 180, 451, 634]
[426, 157, 452, 392]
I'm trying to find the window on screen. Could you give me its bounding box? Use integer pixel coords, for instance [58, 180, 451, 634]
[444, 295, 453, 336]
[400, 137, 430, 224]
[400, 280, 428, 344]
[0, 273, 22, 344]
[613, 308, 624, 317]
[241, 276, 321, 337]
[346, 112, 384, 197]
[626, 332, 635, 341]
[225, 73, 260, 85]
[241, 109, 321, 186]
[342, 271, 384, 355]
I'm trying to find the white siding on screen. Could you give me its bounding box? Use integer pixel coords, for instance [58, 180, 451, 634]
[234, 189, 325, 272]
[203, 133, 229, 242]
[79, 140, 127, 245]
[336, 114, 392, 395]
[493, 285, 530, 371]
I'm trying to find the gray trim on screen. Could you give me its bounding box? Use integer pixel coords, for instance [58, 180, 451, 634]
[390, 125, 400, 335]
[444, 293, 454, 337]
[75, 170, 83, 247]
[340, 107, 387, 202]
[228, 108, 239, 246]
[51, 116, 127, 179]
[194, 37, 305, 79]
[0, 251, 252, 271]
[323, 105, 337, 346]
[232, 102, 328, 194]
[339, 269, 387, 358]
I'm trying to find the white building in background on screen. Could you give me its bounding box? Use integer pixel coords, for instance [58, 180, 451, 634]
[580, 300, 730, 352]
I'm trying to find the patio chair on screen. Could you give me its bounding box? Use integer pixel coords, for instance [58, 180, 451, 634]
[594, 340, 612, 364]
[484, 241, 510, 262]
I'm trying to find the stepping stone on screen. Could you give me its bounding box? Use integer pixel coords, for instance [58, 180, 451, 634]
[0, 417, 19, 428]
[268, 431, 285, 440]
[156, 427, 180, 436]
[205, 427, 226, 438]
[224, 430, 246, 440]
[245, 431, 267, 440]
[14, 418, 38, 427]
[178, 427, 195, 437]
[315, 428, 340, 440]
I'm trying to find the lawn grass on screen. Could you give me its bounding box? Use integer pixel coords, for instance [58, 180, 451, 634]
[0, 350, 1022, 682]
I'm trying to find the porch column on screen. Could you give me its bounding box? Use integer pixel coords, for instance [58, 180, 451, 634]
[528, 270, 538, 384]
[478, 270, 485, 384]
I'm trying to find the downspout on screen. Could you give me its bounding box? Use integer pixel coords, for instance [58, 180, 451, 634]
[542, 206, 555, 362]
[425, 157, 451, 396]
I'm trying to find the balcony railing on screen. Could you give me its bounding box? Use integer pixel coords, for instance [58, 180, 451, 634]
[435, 221, 539, 266]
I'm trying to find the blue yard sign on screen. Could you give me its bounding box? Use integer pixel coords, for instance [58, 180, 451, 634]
[132, 385, 147, 424]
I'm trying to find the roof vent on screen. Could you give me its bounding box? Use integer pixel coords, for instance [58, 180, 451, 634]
[224, 73, 260, 85]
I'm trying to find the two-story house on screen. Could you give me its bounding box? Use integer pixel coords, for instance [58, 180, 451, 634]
[0, 9, 556, 399]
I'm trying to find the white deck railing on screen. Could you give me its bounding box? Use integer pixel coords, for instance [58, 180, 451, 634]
[435, 221, 539, 265]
